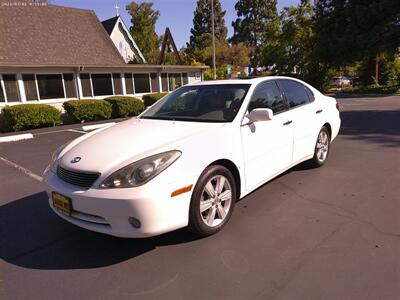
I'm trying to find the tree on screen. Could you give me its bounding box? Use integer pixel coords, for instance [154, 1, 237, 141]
[222, 42, 252, 68]
[186, 0, 228, 64]
[188, 0, 227, 46]
[231, 0, 280, 71]
[314, 0, 400, 84]
[126, 1, 160, 64]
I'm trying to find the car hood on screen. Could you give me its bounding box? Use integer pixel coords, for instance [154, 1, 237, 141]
[59, 118, 224, 173]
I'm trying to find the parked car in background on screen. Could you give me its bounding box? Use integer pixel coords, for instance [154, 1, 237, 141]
[349, 76, 361, 86]
[44, 77, 341, 238]
[331, 76, 351, 87]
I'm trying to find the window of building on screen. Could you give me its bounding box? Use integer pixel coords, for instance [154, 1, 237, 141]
[0, 77, 5, 102]
[249, 81, 286, 114]
[182, 73, 189, 85]
[161, 73, 168, 92]
[91, 73, 113, 96]
[168, 73, 182, 91]
[36, 74, 64, 100]
[22, 74, 38, 101]
[134, 73, 150, 94]
[112, 73, 122, 95]
[3, 74, 21, 102]
[278, 79, 310, 108]
[80, 73, 92, 97]
[63, 73, 77, 98]
[150, 73, 159, 93]
[124, 73, 133, 94]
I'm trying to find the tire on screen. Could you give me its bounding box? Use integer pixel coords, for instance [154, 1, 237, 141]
[189, 165, 237, 237]
[309, 126, 330, 168]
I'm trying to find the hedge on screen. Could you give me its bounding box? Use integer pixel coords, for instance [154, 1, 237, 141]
[142, 92, 168, 107]
[63, 99, 112, 123]
[104, 96, 145, 118]
[2, 104, 61, 132]
[339, 84, 400, 95]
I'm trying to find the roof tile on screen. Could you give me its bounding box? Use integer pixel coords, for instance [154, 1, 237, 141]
[0, 4, 126, 66]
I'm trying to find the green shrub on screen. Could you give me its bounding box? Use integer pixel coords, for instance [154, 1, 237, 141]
[104, 96, 145, 117]
[340, 84, 400, 95]
[142, 93, 168, 107]
[2, 104, 61, 131]
[63, 99, 112, 123]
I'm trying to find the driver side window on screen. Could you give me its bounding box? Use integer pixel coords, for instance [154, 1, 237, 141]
[248, 81, 286, 114]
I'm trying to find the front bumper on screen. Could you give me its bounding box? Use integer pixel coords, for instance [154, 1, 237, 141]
[43, 170, 194, 238]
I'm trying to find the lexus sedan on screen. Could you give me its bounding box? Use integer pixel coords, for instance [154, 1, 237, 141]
[43, 77, 341, 238]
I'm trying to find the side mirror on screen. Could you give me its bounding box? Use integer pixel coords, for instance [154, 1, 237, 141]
[242, 108, 273, 126]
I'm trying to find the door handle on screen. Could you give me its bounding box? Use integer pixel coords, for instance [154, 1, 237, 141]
[316, 109, 323, 114]
[283, 120, 292, 126]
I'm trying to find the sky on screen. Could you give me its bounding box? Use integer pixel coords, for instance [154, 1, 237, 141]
[53, 0, 300, 48]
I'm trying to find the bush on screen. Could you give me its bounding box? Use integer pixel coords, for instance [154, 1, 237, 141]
[63, 99, 112, 123]
[142, 93, 168, 107]
[339, 84, 400, 95]
[104, 96, 145, 117]
[2, 104, 61, 132]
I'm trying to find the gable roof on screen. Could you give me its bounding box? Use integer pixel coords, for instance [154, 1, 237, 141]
[101, 16, 119, 35]
[101, 15, 146, 63]
[0, 4, 126, 66]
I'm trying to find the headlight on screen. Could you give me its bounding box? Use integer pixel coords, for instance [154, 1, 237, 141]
[45, 143, 68, 174]
[100, 150, 181, 189]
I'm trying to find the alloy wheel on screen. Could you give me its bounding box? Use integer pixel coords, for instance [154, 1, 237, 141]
[316, 131, 329, 162]
[199, 175, 232, 227]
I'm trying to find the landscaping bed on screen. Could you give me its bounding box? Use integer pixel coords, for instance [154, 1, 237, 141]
[0, 94, 160, 133]
[335, 84, 400, 97]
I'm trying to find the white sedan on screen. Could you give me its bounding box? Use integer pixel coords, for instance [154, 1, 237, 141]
[43, 77, 341, 238]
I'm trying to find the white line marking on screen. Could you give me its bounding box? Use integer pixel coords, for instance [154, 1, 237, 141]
[0, 133, 33, 143]
[82, 122, 116, 131]
[67, 129, 86, 134]
[0, 156, 43, 182]
[34, 128, 85, 136]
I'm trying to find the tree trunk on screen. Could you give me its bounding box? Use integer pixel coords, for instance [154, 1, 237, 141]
[375, 53, 379, 84]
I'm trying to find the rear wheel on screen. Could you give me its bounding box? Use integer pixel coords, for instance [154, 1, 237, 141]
[189, 165, 236, 236]
[309, 126, 330, 167]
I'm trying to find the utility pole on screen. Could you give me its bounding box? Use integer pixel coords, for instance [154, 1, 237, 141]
[211, 0, 216, 80]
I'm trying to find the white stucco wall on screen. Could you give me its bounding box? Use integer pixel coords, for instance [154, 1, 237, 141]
[109, 20, 140, 63]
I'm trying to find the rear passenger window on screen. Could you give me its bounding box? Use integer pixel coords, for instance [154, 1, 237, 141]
[279, 79, 311, 108]
[248, 81, 286, 114]
[305, 86, 314, 102]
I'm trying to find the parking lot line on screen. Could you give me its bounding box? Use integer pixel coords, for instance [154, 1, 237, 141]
[0, 133, 34, 143]
[33, 128, 86, 136]
[67, 129, 87, 134]
[82, 122, 116, 131]
[0, 155, 43, 182]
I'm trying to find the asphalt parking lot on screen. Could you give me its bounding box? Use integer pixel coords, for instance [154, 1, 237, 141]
[1, 96, 399, 300]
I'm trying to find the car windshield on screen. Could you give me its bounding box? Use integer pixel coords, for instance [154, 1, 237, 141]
[140, 84, 251, 122]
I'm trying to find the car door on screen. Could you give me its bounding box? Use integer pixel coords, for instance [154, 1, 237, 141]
[240, 80, 293, 191]
[277, 79, 318, 163]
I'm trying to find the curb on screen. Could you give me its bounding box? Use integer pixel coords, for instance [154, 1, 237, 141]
[82, 122, 116, 131]
[0, 133, 33, 143]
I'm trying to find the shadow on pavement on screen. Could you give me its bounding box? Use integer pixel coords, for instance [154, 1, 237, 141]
[0, 191, 199, 270]
[340, 110, 400, 147]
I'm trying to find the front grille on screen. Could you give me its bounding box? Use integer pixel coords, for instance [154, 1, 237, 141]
[57, 166, 100, 188]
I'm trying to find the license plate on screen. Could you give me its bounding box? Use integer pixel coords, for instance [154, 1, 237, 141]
[52, 192, 71, 215]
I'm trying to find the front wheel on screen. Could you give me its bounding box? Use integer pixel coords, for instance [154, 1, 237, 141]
[189, 165, 236, 237]
[309, 126, 330, 167]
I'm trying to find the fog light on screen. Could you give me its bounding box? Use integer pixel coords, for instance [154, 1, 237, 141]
[128, 217, 141, 228]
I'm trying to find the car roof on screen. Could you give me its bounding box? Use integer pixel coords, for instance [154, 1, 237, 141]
[187, 76, 307, 86]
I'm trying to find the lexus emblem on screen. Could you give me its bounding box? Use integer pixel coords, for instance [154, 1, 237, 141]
[71, 157, 81, 164]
